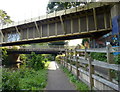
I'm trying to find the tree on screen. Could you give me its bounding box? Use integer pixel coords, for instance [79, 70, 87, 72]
[82, 38, 90, 48]
[47, 2, 87, 14]
[0, 10, 12, 25]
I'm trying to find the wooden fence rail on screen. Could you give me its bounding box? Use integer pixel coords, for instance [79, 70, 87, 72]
[60, 45, 120, 91]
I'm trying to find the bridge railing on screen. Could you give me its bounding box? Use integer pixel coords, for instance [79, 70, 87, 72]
[60, 45, 120, 91]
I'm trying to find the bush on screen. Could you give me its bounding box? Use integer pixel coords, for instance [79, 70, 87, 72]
[11, 46, 20, 50]
[114, 54, 120, 64]
[2, 48, 9, 66]
[26, 52, 45, 70]
[90, 52, 107, 62]
[20, 54, 27, 62]
[2, 68, 48, 90]
[2, 68, 20, 90]
[19, 69, 47, 90]
[55, 54, 65, 63]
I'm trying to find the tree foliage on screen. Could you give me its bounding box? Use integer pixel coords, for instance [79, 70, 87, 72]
[26, 52, 45, 70]
[2, 48, 9, 66]
[47, 2, 87, 14]
[0, 10, 12, 25]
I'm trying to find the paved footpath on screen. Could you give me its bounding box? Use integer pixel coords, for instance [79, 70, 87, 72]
[46, 61, 76, 90]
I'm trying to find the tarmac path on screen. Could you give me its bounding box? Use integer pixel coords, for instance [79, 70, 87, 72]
[46, 61, 76, 90]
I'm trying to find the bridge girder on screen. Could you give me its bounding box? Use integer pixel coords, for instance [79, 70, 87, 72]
[0, 2, 114, 46]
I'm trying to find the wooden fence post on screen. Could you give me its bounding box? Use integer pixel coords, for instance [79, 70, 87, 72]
[70, 49, 72, 72]
[66, 49, 68, 68]
[88, 56, 94, 90]
[85, 47, 88, 60]
[61, 56, 64, 66]
[107, 44, 113, 81]
[75, 48, 79, 79]
[64, 49, 67, 67]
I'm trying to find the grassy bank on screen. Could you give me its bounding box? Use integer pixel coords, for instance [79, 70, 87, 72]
[61, 66, 89, 91]
[2, 61, 50, 91]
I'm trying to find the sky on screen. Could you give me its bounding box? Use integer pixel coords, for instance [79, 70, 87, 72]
[0, 0, 82, 46]
[0, 0, 49, 22]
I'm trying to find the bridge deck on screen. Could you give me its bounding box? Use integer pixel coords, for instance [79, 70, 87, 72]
[0, 2, 113, 46]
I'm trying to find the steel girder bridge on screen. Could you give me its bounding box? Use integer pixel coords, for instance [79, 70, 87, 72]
[7, 48, 65, 54]
[6, 45, 65, 54]
[0, 2, 116, 46]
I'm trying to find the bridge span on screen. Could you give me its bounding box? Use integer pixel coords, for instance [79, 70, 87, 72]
[6, 45, 66, 54]
[7, 48, 65, 54]
[0, 2, 115, 46]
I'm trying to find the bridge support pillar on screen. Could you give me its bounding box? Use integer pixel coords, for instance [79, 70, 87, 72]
[111, 3, 120, 46]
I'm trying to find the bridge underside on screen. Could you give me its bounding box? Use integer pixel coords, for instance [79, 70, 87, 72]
[0, 3, 112, 46]
[1, 29, 111, 46]
[7, 50, 63, 54]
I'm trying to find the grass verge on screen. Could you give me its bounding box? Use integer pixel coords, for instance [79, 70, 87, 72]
[2, 61, 50, 90]
[61, 66, 89, 91]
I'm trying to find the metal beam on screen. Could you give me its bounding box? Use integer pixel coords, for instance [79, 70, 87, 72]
[34, 21, 40, 37]
[27, 28, 29, 40]
[47, 24, 49, 37]
[86, 14, 89, 32]
[60, 15, 66, 34]
[33, 27, 35, 39]
[71, 19, 73, 34]
[78, 18, 81, 33]
[40, 25, 42, 37]
[93, 8, 98, 30]
[15, 26, 20, 36]
[55, 23, 57, 36]
[104, 11, 107, 29]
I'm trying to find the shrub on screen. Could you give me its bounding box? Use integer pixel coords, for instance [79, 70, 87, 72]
[114, 54, 120, 64]
[2, 68, 48, 90]
[2, 68, 20, 90]
[19, 69, 47, 90]
[90, 52, 107, 62]
[2, 48, 9, 66]
[55, 54, 65, 63]
[26, 52, 45, 70]
[11, 46, 20, 50]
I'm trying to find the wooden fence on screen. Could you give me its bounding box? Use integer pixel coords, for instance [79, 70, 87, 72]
[60, 45, 120, 91]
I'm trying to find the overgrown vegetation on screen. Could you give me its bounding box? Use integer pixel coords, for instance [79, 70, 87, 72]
[90, 52, 120, 65]
[2, 51, 50, 90]
[2, 48, 9, 66]
[61, 66, 89, 91]
[2, 68, 48, 90]
[90, 52, 107, 62]
[25, 52, 45, 70]
[55, 54, 65, 64]
[114, 54, 120, 64]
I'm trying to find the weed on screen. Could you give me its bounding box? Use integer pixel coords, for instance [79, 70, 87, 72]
[62, 66, 89, 91]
